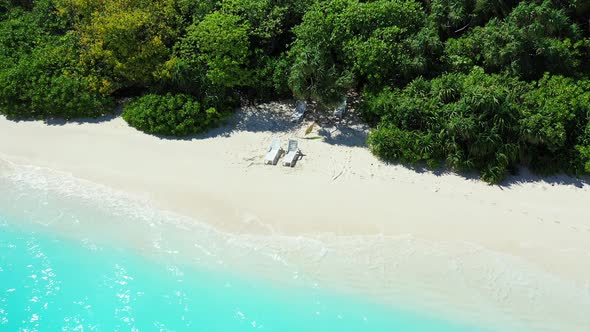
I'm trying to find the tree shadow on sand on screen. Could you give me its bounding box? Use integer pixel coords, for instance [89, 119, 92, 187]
[5, 105, 123, 126]
[149, 101, 300, 141]
[376, 158, 590, 188]
[498, 168, 589, 188]
[309, 96, 370, 148]
[157, 100, 371, 146]
[13, 99, 370, 147]
[315, 126, 368, 148]
[7, 99, 588, 188]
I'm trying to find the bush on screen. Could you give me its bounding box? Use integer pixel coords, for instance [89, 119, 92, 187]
[54, 0, 182, 93]
[365, 68, 590, 183]
[0, 0, 11, 18]
[444, 1, 584, 79]
[179, 12, 252, 88]
[0, 69, 114, 120]
[122, 93, 226, 136]
[368, 125, 441, 167]
[0, 35, 113, 119]
[173, 2, 297, 103]
[521, 75, 590, 173]
[365, 68, 528, 183]
[288, 0, 434, 106]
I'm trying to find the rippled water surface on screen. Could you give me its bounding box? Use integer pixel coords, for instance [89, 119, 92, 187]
[0, 161, 487, 332]
[0, 218, 491, 332]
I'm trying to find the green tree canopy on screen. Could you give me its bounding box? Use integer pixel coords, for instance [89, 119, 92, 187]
[122, 93, 225, 136]
[445, 0, 585, 79]
[289, 0, 437, 106]
[180, 12, 251, 88]
[366, 68, 528, 183]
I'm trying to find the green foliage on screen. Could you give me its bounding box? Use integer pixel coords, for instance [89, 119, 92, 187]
[0, 0, 70, 63]
[368, 125, 441, 167]
[215, 0, 311, 100]
[170, 0, 306, 102]
[246, 53, 292, 100]
[521, 74, 590, 173]
[54, 0, 201, 94]
[289, 0, 437, 106]
[428, 0, 475, 38]
[445, 0, 584, 79]
[220, 0, 288, 44]
[0, 9, 40, 63]
[122, 93, 225, 136]
[1, 0, 590, 180]
[366, 68, 528, 183]
[0, 0, 12, 18]
[425, 0, 521, 38]
[0, 32, 113, 119]
[181, 12, 251, 88]
[577, 142, 590, 173]
[0, 1, 113, 120]
[288, 45, 354, 106]
[366, 68, 590, 182]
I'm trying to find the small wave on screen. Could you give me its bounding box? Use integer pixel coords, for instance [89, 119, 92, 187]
[1, 156, 589, 332]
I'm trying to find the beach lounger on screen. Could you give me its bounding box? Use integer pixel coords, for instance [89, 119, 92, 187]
[333, 99, 347, 118]
[283, 139, 300, 167]
[290, 100, 307, 123]
[264, 138, 283, 165]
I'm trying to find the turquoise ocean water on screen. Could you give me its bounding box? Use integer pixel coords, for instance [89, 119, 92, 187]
[0, 163, 489, 332]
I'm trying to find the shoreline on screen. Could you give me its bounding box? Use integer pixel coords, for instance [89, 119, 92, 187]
[2, 160, 587, 332]
[1, 104, 590, 331]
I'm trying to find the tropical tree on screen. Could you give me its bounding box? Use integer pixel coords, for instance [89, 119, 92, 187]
[122, 93, 225, 136]
[521, 74, 590, 173]
[289, 0, 436, 106]
[445, 0, 584, 79]
[366, 67, 529, 183]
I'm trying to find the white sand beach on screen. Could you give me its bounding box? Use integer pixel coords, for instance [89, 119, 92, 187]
[1, 103, 590, 331]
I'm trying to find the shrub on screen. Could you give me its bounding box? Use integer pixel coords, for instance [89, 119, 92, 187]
[368, 125, 441, 167]
[365, 68, 590, 183]
[365, 68, 528, 183]
[444, 1, 584, 79]
[55, 0, 181, 93]
[288, 0, 434, 106]
[122, 93, 226, 136]
[521, 75, 590, 174]
[0, 35, 113, 120]
[179, 12, 252, 88]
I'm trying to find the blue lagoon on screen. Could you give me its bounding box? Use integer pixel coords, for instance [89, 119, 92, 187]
[0, 161, 493, 332]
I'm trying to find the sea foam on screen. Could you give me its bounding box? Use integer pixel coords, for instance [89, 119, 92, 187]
[1, 156, 589, 332]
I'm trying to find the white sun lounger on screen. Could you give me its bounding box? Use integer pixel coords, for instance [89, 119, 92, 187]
[290, 100, 307, 123]
[333, 98, 347, 118]
[283, 139, 300, 167]
[264, 138, 283, 165]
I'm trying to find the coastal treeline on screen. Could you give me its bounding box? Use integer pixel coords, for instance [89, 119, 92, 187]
[0, 0, 589, 182]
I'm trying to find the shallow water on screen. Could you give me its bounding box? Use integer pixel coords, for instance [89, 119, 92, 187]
[0, 160, 492, 332]
[0, 220, 487, 332]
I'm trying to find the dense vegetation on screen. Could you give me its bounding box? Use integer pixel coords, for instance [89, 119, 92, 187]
[365, 69, 590, 182]
[122, 94, 225, 136]
[0, 0, 589, 182]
